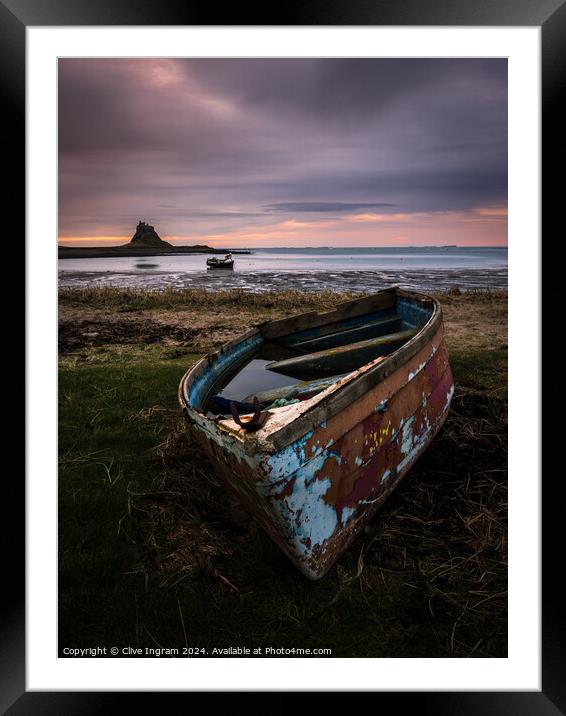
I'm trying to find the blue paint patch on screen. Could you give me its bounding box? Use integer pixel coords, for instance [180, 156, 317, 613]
[267, 430, 315, 481]
[270, 448, 345, 553]
[397, 415, 441, 473]
[341, 506, 356, 524]
[284, 474, 338, 548]
[400, 415, 415, 455]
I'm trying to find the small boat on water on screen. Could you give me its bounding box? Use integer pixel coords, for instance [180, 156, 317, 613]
[179, 287, 454, 579]
[206, 253, 234, 270]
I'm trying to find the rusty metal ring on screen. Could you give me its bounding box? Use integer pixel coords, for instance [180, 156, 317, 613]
[230, 396, 268, 432]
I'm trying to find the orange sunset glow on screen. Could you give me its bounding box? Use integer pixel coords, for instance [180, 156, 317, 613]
[59, 205, 507, 248]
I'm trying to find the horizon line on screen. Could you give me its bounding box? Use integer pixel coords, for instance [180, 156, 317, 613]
[58, 241, 508, 249]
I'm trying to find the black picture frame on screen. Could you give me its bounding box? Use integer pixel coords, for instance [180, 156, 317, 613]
[9, 0, 558, 708]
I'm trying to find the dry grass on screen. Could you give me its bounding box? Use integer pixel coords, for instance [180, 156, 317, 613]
[58, 287, 507, 358]
[58, 286, 362, 311]
[366, 388, 507, 656]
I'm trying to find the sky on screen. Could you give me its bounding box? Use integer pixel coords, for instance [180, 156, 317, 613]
[58, 58, 507, 248]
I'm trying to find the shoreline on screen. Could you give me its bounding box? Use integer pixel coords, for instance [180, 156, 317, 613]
[58, 246, 251, 259]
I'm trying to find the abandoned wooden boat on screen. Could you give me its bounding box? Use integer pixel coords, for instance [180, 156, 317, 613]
[206, 256, 234, 269]
[178, 287, 454, 579]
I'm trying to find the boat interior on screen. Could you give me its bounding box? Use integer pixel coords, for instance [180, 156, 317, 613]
[193, 291, 435, 420]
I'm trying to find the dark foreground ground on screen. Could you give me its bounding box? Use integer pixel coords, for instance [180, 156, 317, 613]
[58, 288, 507, 658]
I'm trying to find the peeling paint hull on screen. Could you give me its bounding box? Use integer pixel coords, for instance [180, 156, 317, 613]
[179, 289, 454, 579]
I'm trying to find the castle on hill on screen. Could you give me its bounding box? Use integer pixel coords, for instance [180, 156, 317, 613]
[135, 220, 155, 234]
[128, 220, 172, 249]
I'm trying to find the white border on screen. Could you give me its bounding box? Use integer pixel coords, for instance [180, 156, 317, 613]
[27, 26, 540, 691]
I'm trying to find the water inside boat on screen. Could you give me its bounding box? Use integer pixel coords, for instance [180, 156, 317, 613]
[204, 293, 431, 417]
[215, 358, 300, 403]
[206, 344, 302, 416]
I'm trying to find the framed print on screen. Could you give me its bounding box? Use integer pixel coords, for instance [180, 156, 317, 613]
[8, 0, 558, 707]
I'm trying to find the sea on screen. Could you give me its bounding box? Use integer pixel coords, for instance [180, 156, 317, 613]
[58, 246, 507, 293]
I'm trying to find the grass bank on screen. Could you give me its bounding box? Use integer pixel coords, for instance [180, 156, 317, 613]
[59, 288, 507, 657]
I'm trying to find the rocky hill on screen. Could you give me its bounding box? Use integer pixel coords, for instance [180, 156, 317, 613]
[58, 220, 251, 259]
[128, 221, 173, 249]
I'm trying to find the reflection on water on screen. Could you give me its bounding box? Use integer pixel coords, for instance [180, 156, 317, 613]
[134, 261, 160, 269]
[206, 342, 302, 416]
[217, 358, 299, 403]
